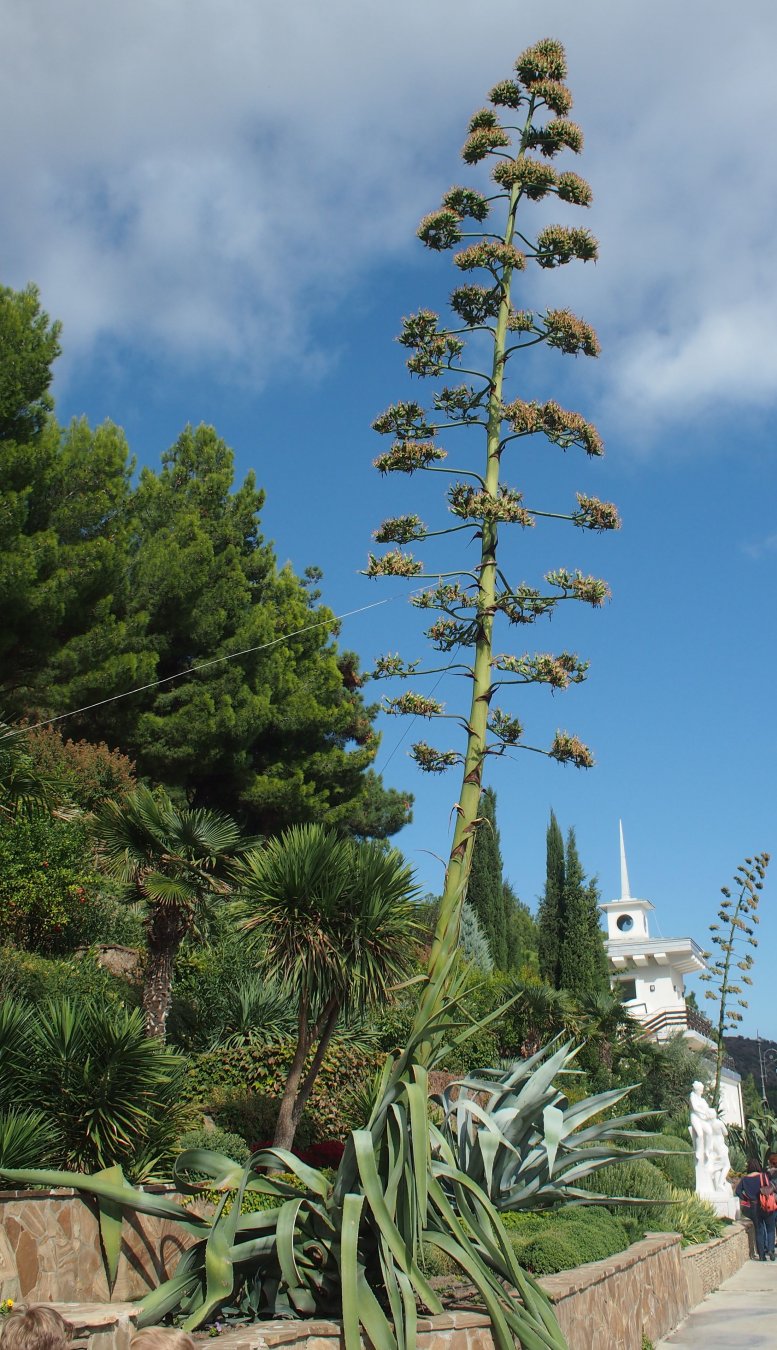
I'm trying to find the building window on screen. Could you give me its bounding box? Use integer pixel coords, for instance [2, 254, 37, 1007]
[616, 914, 634, 932]
[619, 979, 637, 1002]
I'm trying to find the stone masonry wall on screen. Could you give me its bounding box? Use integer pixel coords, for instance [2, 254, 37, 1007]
[681, 1220, 751, 1308]
[0, 1191, 751, 1350]
[540, 1233, 689, 1350]
[0, 1188, 198, 1303]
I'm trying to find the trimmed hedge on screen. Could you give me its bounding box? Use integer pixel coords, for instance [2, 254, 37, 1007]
[511, 1207, 630, 1274]
[184, 1040, 383, 1142]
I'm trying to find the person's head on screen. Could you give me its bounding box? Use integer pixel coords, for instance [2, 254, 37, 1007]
[692, 1080, 704, 1094]
[746, 1156, 762, 1174]
[130, 1331, 195, 1350]
[0, 1307, 71, 1350]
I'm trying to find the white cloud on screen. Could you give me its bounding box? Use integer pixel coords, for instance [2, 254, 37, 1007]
[3, 0, 777, 424]
[742, 532, 777, 559]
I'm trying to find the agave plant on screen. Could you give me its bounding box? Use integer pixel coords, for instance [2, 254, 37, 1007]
[0, 961, 569, 1348]
[433, 1039, 658, 1212]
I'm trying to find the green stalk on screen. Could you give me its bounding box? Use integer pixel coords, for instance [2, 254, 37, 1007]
[712, 882, 747, 1110]
[426, 112, 533, 995]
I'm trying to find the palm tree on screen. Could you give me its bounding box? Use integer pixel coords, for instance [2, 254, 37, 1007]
[92, 785, 245, 1039]
[234, 823, 421, 1152]
[576, 988, 637, 1070]
[506, 980, 578, 1057]
[0, 719, 59, 819]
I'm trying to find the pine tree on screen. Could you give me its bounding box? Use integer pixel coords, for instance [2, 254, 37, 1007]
[466, 786, 507, 967]
[558, 827, 609, 996]
[537, 810, 565, 986]
[0, 302, 412, 840]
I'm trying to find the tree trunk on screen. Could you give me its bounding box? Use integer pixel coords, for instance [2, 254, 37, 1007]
[272, 995, 340, 1154]
[142, 906, 187, 1040]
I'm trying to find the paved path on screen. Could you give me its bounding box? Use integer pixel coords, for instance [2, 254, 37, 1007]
[657, 1258, 777, 1347]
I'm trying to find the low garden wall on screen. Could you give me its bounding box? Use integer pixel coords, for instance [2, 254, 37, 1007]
[0, 1187, 200, 1303]
[0, 1190, 751, 1350]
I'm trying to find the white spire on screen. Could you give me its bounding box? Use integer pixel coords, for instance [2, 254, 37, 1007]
[619, 820, 632, 899]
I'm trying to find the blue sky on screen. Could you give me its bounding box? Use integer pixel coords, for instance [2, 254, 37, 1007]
[4, 1, 777, 1042]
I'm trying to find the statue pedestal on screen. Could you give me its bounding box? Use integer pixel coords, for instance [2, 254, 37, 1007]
[695, 1162, 739, 1219]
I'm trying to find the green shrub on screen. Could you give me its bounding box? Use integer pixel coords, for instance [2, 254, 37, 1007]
[666, 1187, 723, 1247]
[419, 1241, 460, 1278]
[649, 1133, 695, 1190]
[208, 1088, 315, 1150]
[0, 816, 142, 953]
[511, 1229, 582, 1275]
[501, 1206, 630, 1275]
[177, 1127, 250, 1164]
[0, 947, 136, 1007]
[498, 1210, 549, 1238]
[185, 1040, 383, 1142]
[167, 926, 261, 1051]
[581, 1158, 673, 1228]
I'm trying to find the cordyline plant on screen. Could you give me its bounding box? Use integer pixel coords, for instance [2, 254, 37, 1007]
[365, 39, 617, 993]
[0, 42, 626, 1350]
[699, 850, 770, 1110]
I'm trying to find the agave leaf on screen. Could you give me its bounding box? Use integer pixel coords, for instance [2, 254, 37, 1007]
[407, 1066, 430, 1230]
[248, 1147, 331, 1198]
[93, 1164, 126, 1292]
[0, 1166, 208, 1234]
[135, 1252, 206, 1330]
[173, 1149, 246, 1192]
[340, 1193, 373, 1350]
[558, 1083, 633, 1132]
[542, 1105, 564, 1178]
[352, 1130, 441, 1314]
[275, 1197, 305, 1300]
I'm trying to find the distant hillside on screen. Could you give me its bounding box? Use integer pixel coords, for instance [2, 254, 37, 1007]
[725, 1035, 777, 1098]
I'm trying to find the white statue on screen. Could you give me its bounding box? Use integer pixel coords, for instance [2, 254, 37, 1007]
[689, 1080, 737, 1218]
[709, 1117, 732, 1193]
[689, 1080, 717, 1169]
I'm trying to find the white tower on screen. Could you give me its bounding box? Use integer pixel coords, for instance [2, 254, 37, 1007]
[600, 821, 655, 942]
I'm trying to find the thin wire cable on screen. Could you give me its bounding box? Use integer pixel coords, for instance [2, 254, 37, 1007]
[5, 588, 427, 740]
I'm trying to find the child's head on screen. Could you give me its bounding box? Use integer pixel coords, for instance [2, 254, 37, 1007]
[1, 1307, 72, 1350]
[130, 1331, 196, 1350]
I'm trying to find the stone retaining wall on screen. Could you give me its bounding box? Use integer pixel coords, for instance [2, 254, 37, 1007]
[0, 1188, 198, 1303]
[0, 1191, 751, 1350]
[681, 1219, 752, 1308]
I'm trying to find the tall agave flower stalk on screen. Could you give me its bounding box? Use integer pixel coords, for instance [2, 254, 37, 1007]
[366, 38, 618, 999]
[699, 851, 770, 1109]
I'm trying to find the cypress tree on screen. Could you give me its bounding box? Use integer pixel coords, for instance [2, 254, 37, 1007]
[537, 810, 565, 986]
[466, 787, 507, 968]
[558, 827, 609, 995]
[503, 879, 540, 975]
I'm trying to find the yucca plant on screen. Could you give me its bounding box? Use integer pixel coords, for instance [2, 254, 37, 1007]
[235, 824, 423, 1153]
[0, 1108, 60, 1170]
[0, 995, 186, 1177]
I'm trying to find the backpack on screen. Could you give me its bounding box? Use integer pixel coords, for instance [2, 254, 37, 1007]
[759, 1175, 777, 1213]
